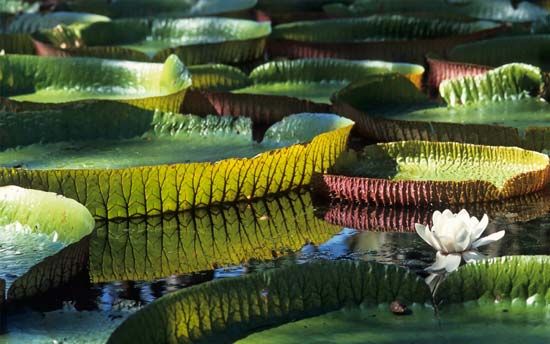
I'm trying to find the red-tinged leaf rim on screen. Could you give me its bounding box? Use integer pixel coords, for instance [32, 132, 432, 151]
[315, 141, 550, 206]
[426, 56, 491, 96]
[268, 15, 505, 64]
[181, 90, 331, 126]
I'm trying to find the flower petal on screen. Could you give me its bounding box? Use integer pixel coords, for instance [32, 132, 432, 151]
[415, 223, 441, 250]
[457, 209, 471, 223]
[470, 214, 489, 241]
[462, 250, 486, 263]
[426, 251, 462, 273]
[471, 230, 505, 249]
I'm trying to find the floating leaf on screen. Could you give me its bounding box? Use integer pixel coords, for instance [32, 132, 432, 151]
[35, 17, 271, 65]
[437, 256, 550, 304]
[324, 0, 548, 23]
[317, 141, 550, 205]
[108, 260, 430, 343]
[0, 54, 191, 112]
[333, 68, 550, 152]
[58, 0, 257, 18]
[269, 15, 502, 63]
[0, 106, 353, 218]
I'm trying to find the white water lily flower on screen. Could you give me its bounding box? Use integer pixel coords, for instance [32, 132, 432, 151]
[415, 209, 505, 273]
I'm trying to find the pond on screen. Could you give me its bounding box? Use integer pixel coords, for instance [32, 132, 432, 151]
[1, 186, 549, 343]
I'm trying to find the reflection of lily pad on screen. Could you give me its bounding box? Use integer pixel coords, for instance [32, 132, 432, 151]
[108, 260, 429, 343]
[233, 58, 424, 104]
[90, 192, 340, 283]
[318, 141, 550, 205]
[58, 0, 257, 18]
[34, 18, 271, 65]
[322, 187, 550, 232]
[269, 15, 502, 63]
[0, 104, 353, 218]
[0, 54, 191, 112]
[333, 64, 550, 152]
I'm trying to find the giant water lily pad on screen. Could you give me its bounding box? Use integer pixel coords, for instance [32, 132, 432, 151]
[34, 17, 271, 65]
[182, 59, 423, 123]
[90, 191, 340, 283]
[317, 141, 550, 206]
[0, 12, 110, 54]
[0, 102, 353, 218]
[108, 255, 550, 343]
[333, 64, 550, 152]
[0, 54, 191, 112]
[0, 186, 94, 290]
[57, 0, 257, 18]
[324, 0, 549, 22]
[448, 35, 550, 71]
[233, 58, 424, 104]
[268, 15, 502, 63]
[108, 260, 430, 343]
[239, 303, 550, 344]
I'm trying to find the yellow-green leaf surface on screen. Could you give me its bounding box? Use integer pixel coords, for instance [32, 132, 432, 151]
[0, 106, 353, 218]
[0, 54, 191, 112]
[232, 58, 424, 104]
[108, 260, 430, 343]
[35, 17, 271, 65]
[332, 66, 550, 152]
[90, 191, 341, 283]
[321, 141, 550, 205]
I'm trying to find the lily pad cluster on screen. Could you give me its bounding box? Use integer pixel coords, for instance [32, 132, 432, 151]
[1, 0, 550, 343]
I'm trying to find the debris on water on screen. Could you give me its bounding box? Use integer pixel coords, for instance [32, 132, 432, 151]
[390, 301, 412, 316]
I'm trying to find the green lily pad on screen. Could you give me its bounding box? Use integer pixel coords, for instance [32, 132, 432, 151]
[0, 185, 94, 290]
[34, 17, 271, 65]
[437, 256, 550, 304]
[269, 15, 502, 63]
[90, 191, 341, 283]
[323, 0, 549, 23]
[0, 54, 191, 112]
[333, 64, 550, 152]
[0, 102, 353, 218]
[107, 260, 430, 343]
[448, 35, 550, 71]
[58, 0, 257, 18]
[0, 12, 109, 54]
[318, 141, 550, 205]
[232, 58, 424, 104]
[238, 303, 550, 344]
[108, 255, 550, 343]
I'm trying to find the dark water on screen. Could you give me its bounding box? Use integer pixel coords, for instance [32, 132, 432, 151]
[1, 187, 549, 343]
